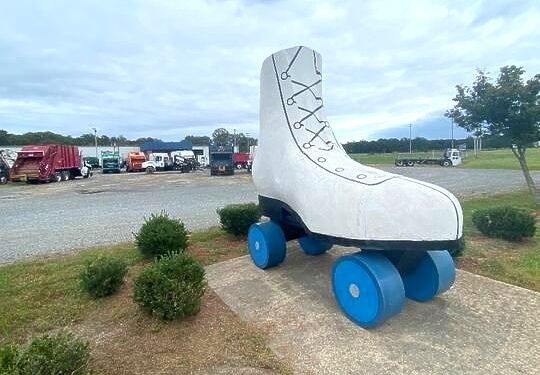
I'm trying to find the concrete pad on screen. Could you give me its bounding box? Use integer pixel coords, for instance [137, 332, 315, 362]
[207, 246, 540, 375]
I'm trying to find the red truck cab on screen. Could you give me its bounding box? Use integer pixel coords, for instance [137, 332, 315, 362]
[233, 152, 250, 169]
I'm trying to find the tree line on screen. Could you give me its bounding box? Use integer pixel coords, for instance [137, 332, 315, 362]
[0, 130, 162, 147]
[2, 128, 514, 154]
[0, 128, 258, 152]
[343, 134, 512, 154]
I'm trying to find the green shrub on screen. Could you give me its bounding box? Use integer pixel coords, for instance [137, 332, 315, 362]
[135, 212, 189, 258]
[472, 206, 536, 241]
[217, 203, 261, 236]
[134, 253, 206, 320]
[2, 332, 89, 375]
[80, 256, 128, 298]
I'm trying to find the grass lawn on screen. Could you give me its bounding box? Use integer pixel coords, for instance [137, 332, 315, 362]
[349, 148, 540, 171]
[349, 152, 398, 165]
[0, 227, 292, 374]
[458, 191, 539, 291]
[460, 148, 540, 170]
[1, 193, 538, 373]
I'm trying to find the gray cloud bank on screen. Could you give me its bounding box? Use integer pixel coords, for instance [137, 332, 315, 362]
[0, 0, 538, 141]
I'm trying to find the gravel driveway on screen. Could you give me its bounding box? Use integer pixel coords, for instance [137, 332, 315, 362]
[1, 167, 538, 263]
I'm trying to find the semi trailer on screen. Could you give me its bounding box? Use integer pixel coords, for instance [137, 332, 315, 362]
[126, 152, 146, 172]
[101, 151, 121, 173]
[10, 145, 91, 182]
[395, 148, 462, 167]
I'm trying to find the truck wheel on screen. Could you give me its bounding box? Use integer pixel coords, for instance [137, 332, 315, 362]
[395, 160, 403, 167]
[441, 160, 451, 167]
[236, 163, 243, 169]
[0, 176, 7, 184]
[61, 171, 69, 181]
[406, 161, 415, 167]
[54, 172, 62, 182]
[146, 167, 155, 174]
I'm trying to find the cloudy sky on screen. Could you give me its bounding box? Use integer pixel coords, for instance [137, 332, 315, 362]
[0, 0, 539, 141]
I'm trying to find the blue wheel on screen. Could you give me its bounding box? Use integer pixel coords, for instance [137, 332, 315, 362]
[298, 236, 332, 255]
[401, 250, 455, 302]
[248, 222, 286, 269]
[331, 251, 405, 328]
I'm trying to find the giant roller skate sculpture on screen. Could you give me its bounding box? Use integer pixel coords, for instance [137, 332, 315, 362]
[248, 46, 463, 328]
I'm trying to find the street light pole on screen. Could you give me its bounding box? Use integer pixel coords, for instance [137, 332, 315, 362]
[91, 127, 98, 159]
[409, 124, 412, 154]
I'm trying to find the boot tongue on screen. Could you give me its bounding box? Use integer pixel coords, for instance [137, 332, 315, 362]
[272, 46, 396, 186]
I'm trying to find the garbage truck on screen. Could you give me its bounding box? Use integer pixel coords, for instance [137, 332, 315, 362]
[126, 152, 146, 172]
[10, 145, 91, 182]
[210, 145, 234, 176]
[0, 149, 17, 184]
[101, 151, 121, 173]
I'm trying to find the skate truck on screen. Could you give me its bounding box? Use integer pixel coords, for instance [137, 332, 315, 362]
[395, 148, 462, 167]
[248, 46, 463, 328]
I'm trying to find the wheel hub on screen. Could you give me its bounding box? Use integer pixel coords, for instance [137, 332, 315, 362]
[349, 283, 360, 298]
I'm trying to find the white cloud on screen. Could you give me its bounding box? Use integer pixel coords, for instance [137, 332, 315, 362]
[0, 0, 538, 141]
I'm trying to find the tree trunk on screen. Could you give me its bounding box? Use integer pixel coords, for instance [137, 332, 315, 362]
[512, 146, 538, 201]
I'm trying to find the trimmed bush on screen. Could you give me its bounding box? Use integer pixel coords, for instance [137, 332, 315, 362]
[134, 253, 206, 320]
[80, 256, 128, 298]
[472, 206, 536, 241]
[135, 212, 189, 258]
[217, 203, 261, 236]
[1, 332, 89, 375]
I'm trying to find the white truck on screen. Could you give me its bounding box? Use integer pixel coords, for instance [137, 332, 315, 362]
[142, 151, 197, 173]
[395, 148, 462, 167]
[142, 153, 172, 173]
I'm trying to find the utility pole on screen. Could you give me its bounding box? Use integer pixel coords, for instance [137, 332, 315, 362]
[233, 128, 236, 151]
[451, 118, 454, 148]
[91, 127, 98, 159]
[246, 132, 251, 152]
[409, 124, 412, 154]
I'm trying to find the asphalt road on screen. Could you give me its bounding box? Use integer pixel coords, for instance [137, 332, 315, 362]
[1, 167, 538, 263]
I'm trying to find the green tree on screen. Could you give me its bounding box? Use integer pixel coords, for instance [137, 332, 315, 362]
[0, 130, 10, 145]
[446, 66, 540, 197]
[212, 128, 231, 145]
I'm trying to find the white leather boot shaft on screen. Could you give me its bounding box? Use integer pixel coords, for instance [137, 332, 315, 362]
[254, 46, 463, 243]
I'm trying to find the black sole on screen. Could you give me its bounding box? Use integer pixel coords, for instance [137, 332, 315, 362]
[259, 195, 461, 252]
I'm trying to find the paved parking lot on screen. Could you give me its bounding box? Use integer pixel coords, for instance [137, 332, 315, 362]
[0, 166, 538, 263]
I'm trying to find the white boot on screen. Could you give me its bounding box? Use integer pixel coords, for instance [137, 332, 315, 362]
[253, 46, 462, 248]
[248, 46, 460, 328]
